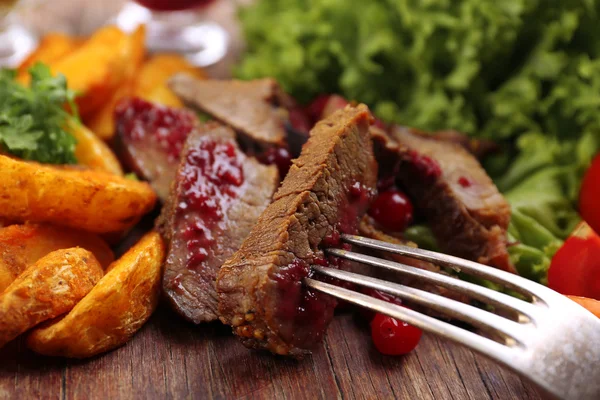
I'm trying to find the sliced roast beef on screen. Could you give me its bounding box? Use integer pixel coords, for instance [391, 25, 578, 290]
[433, 130, 499, 160]
[216, 104, 378, 357]
[114, 98, 198, 202]
[386, 126, 514, 272]
[169, 75, 296, 149]
[157, 123, 279, 323]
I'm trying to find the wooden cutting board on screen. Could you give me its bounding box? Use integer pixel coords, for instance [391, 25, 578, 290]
[0, 305, 541, 399]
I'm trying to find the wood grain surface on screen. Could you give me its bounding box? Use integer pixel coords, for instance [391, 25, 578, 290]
[1, 2, 543, 399]
[0, 303, 541, 400]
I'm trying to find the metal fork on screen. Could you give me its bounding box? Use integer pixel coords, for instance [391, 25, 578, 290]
[304, 234, 600, 400]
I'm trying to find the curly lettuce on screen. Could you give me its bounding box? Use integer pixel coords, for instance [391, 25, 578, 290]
[237, 0, 600, 284]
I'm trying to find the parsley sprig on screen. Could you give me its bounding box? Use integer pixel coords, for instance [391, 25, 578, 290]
[0, 63, 79, 164]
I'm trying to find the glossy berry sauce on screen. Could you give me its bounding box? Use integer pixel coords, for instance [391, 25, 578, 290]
[272, 180, 375, 348]
[178, 137, 244, 269]
[115, 97, 196, 162]
[405, 150, 441, 179]
[458, 176, 473, 188]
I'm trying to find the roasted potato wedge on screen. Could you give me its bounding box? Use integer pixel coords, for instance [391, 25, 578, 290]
[0, 248, 103, 348]
[0, 223, 114, 293]
[28, 231, 165, 358]
[0, 154, 157, 233]
[133, 54, 206, 107]
[84, 26, 146, 139]
[69, 120, 123, 175]
[17, 26, 131, 117]
[18, 33, 82, 76]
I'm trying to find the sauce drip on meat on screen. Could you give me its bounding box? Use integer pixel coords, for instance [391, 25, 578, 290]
[116, 97, 196, 161]
[405, 149, 441, 179]
[177, 137, 245, 271]
[272, 179, 375, 348]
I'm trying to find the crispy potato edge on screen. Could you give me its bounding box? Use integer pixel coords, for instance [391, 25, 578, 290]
[27, 231, 165, 358]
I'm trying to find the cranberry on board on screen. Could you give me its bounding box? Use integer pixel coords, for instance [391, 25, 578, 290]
[579, 153, 600, 235]
[371, 313, 422, 355]
[548, 221, 600, 300]
[368, 188, 414, 232]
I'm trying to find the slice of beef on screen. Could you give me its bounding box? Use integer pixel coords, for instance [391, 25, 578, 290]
[433, 130, 499, 160]
[157, 123, 279, 323]
[169, 75, 295, 150]
[216, 104, 378, 357]
[114, 97, 198, 202]
[387, 126, 514, 272]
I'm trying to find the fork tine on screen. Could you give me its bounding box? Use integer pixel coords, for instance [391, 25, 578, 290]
[327, 248, 537, 321]
[304, 277, 515, 365]
[340, 234, 550, 303]
[312, 266, 527, 345]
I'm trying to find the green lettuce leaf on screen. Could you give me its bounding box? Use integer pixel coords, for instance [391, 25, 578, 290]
[238, 0, 600, 285]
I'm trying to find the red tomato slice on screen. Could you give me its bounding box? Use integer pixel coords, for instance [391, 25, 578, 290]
[579, 153, 600, 234]
[548, 222, 600, 300]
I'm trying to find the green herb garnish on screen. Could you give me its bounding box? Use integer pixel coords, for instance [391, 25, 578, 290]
[0, 63, 79, 164]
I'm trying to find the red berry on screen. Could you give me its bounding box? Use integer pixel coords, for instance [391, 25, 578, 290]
[305, 94, 332, 124]
[258, 147, 293, 178]
[288, 106, 311, 133]
[368, 189, 414, 232]
[371, 313, 422, 355]
[458, 176, 473, 188]
[321, 95, 350, 119]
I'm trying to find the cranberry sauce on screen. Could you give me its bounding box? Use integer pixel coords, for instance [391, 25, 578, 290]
[115, 97, 197, 162]
[272, 259, 337, 347]
[458, 176, 473, 188]
[337, 181, 376, 235]
[272, 180, 376, 348]
[177, 136, 245, 271]
[405, 150, 442, 179]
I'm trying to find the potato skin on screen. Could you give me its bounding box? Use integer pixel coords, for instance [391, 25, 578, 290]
[0, 155, 157, 233]
[133, 54, 206, 108]
[17, 33, 81, 76]
[70, 121, 124, 175]
[28, 231, 165, 358]
[0, 248, 103, 348]
[0, 223, 114, 293]
[84, 25, 146, 140]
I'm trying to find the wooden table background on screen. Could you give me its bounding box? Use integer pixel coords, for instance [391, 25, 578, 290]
[1, 1, 542, 399]
[0, 306, 541, 400]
